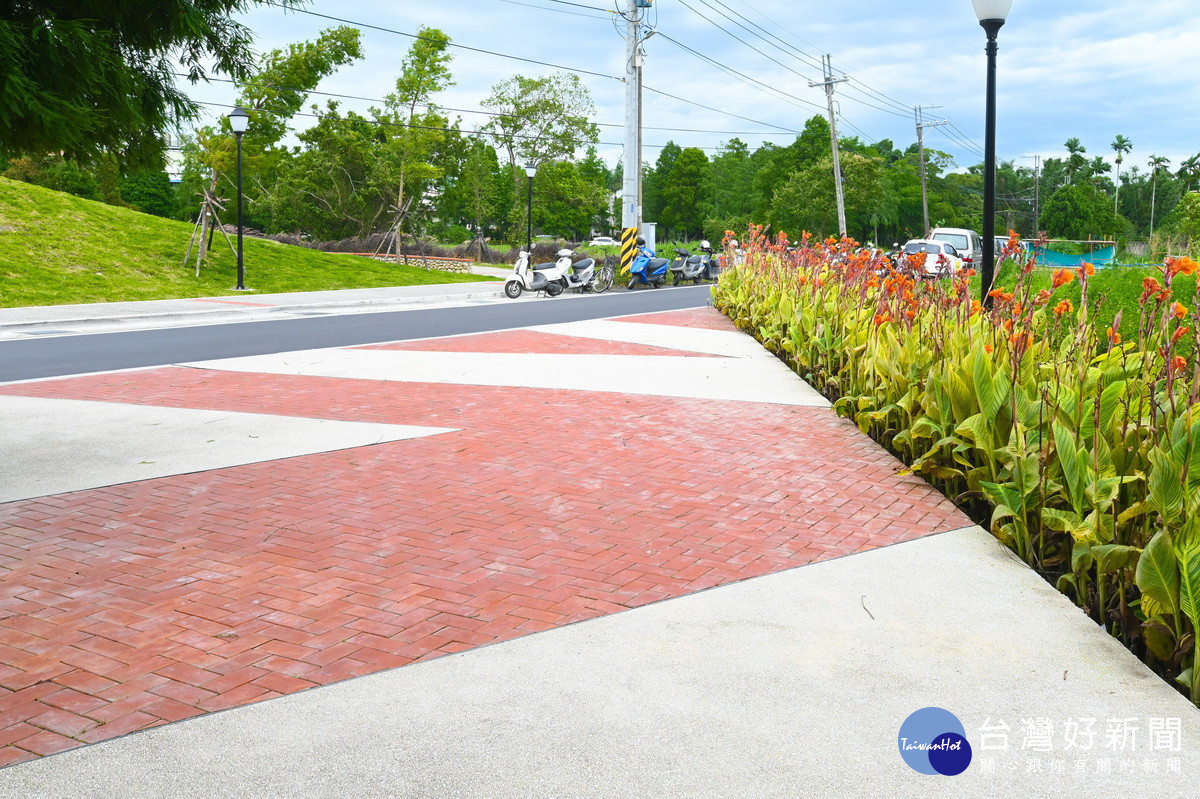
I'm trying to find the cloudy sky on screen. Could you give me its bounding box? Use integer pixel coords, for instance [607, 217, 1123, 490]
[186, 0, 1200, 174]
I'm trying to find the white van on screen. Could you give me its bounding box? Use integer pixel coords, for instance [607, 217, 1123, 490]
[929, 228, 983, 267]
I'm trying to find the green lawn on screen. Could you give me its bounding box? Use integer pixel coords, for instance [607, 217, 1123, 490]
[0, 177, 495, 308]
[980, 256, 1196, 350]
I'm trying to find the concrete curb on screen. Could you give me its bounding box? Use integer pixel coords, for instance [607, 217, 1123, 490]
[0, 284, 509, 336]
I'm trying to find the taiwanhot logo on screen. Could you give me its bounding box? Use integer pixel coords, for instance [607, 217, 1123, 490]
[898, 707, 972, 776]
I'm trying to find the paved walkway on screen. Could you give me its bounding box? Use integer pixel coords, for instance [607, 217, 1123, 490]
[1, 296, 1199, 796]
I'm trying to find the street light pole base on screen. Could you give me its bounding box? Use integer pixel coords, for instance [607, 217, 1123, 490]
[231, 287, 254, 292]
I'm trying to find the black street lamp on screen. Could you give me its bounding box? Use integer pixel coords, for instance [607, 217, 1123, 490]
[524, 161, 537, 257]
[974, 0, 1012, 307]
[228, 106, 250, 290]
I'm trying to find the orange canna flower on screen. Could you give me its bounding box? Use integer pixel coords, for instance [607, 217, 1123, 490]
[1007, 331, 1035, 350]
[1144, 276, 1163, 293]
[984, 343, 994, 354]
[874, 311, 891, 326]
[1170, 355, 1189, 374]
[1079, 262, 1096, 277]
[1107, 326, 1122, 345]
[1054, 299, 1073, 316]
[1167, 256, 1199, 277]
[1035, 289, 1052, 304]
[1172, 302, 1188, 320]
[970, 299, 983, 315]
[1051, 269, 1075, 289]
[904, 308, 916, 320]
[1171, 326, 1190, 346]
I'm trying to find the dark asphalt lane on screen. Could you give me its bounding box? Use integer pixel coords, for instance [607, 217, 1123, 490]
[0, 285, 713, 382]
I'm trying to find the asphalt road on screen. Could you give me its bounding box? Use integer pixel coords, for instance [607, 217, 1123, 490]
[0, 285, 713, 382]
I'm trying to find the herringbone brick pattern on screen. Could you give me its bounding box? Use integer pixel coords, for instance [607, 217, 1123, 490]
[612, 308, 741, 331]
[0, 310, 970, 765]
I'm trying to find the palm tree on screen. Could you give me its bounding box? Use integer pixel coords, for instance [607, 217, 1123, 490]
[1178, 153, 1200, 192]
[1089, 156, 1112, 189]
[1111, 134, 1132, 215]
[1148, 155, 1171, 240]
[1065, 138, 1087, 184]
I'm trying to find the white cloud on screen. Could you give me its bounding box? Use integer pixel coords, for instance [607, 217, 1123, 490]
[180, 0, 1200, 169]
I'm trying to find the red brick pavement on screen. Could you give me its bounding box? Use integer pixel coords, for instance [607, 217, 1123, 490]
[612, 307, 739, 331]
[358, 329, 718, 356]
[0, 312, 970, 765]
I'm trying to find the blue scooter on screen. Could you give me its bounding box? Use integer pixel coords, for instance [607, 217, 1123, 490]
[626, 237, 670, 289]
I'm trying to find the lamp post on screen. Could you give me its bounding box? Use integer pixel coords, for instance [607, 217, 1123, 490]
[524, 161, 537, 256]
[228, 106, 250, 290]
[973, 0, 1012, 308]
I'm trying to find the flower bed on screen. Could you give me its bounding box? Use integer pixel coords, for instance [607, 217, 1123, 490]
[712, 225, 1200, 706]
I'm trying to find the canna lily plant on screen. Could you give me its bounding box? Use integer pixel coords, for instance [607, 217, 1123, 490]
[714, 227, 1200, 705]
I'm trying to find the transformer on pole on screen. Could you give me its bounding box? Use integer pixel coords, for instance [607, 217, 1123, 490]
[810, 55, 849, 237]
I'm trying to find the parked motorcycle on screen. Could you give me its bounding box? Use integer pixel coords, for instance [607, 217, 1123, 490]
[626, 238, 670, 289]
[503, 248, 613, 299]
[668, 247, 704, 285]
[669, 240, 721, 285]
[559, 249, 614, 294]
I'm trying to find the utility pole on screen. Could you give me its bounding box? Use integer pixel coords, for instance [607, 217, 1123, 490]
[1033, 154, 1041, 234]
[810, 55, 849, 237]
[914, 106, 947, 236]
[621, 0, 644, 232]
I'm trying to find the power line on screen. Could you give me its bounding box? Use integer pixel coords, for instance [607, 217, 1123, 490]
[259, 2, 802, 141]
[676, 0, 817, 83]
[193, 99, 730, 151]
[642, 85, 800, 134]
[654, 32, 825, 114]
[487, 0, 611, 20]
[263, 2, 621, 81]
[179, 73, 793, 137]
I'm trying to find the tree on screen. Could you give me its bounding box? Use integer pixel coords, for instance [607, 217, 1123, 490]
[1148, 155, 1171, 239]
[378, 26, 454, 228]
[1040, 183, 1116, 240]
[531, 158, 609, 240]
[198, 25, 363, 225]
[770, 152, 885, 241]
[0, 1, 296, 167]
[1158, 191, 1200, 245]
[269, 105, 393, 239]
[643, 141, 681, 224]
[658, 147, 711, 240]
[1111, 134, 1132, 215]
[119, 169, 175, 217]
[436, 136, 505, 245]
[707, 138, 757, 238]
[1087, 156, 1113, 192]
[482, 72, 599, 236]
[751, 116, 830, 221]
[1177, 154, 1200, 192]
[1064, 138, 1087, 184]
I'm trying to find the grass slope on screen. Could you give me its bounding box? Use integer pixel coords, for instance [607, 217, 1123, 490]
[0, 177, 494, 308]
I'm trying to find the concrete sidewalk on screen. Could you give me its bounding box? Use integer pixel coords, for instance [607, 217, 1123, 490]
[0, 279, 507, 340]
[1, 303, 1198, 796]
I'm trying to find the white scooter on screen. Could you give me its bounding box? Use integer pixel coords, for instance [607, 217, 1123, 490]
[503, 248, 613, 299]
